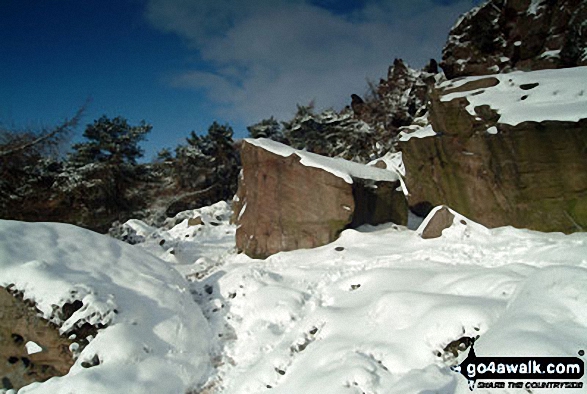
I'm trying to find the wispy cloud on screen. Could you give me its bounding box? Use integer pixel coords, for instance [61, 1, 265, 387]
[146, 0, 478, 125]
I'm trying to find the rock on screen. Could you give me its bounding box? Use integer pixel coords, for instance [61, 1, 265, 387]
[400, 68, 587, 233]
[0, 286, 74, 391]
[350, 94, 367, 118]
[233, 139, 407, 259]
[419, 206, 455, 239]
[441, 0, 587, 79]
[417, 206, 490, 240]
[187, 216, 203, 227]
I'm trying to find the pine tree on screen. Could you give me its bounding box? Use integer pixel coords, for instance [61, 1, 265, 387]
[247, 116, 286, 142]
[172, 122, 240, 203]
[57, 116, 151, 229]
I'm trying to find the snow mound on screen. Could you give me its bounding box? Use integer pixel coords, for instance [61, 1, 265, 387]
[0, 220, 212, 394]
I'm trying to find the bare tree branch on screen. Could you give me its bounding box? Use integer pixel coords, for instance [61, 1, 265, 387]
[0, 105, 86, 158]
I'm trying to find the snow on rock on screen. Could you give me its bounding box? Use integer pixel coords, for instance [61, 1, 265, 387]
[440, 66, 587, 125]
[417, 205, 490, 240]
[0, 220, 212, 394]
[402, 65, 587, 233]
[245, 138, 401, 185]
[398, 123, 437, 141]
[440, 0, 587, 79]
[233, 140, 408, 259]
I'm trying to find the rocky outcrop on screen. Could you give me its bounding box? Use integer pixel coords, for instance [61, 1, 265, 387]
[234, 139, 407, 259]
[353, 59, 438, 138]
[441, 0, 587, 79]
[399, 67, 587, 233]
[0, 286, 75, 391]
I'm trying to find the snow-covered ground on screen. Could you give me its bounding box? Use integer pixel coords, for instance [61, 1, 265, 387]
[1, 201, 587, 393]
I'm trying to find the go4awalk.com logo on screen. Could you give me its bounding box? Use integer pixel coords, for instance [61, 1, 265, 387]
[451, 343, 585, 390]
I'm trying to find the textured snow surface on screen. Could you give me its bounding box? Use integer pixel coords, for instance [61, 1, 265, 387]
[0, 220, 212, 394]
[245, 138, 401, 184]
[137, 205, 586, 394]
[440, 66, 587, 125]
[3, 201, 587, 393]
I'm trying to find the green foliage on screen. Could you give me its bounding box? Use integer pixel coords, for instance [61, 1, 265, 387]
[173, 122, 240, 201]
[248, 103, 380, 162]
[70, 116, 150, 166]
[247, 116, 286, 142]
[55, 116, 152, 230]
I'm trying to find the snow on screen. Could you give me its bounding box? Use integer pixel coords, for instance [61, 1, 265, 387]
[398, 124, 437, 141]
[367, 152, 409, 196]
[245, 138, 401, 184]
[528, 0, 543, 15]
[540, 49, 561, 58]
[180, 210, 587, 394]
[0, 220, 212, 394]
[2, 201, 587, 393]
[440, 66, 587, 125]
[486, 126, 498, 134]
[25, 341, 43, 355]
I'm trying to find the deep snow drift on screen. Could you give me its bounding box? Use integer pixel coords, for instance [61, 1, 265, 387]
[1, 201, 587, 393]
[0, 219, 212, 394]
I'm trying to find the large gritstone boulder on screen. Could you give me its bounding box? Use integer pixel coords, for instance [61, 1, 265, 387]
[399, 66, 587, 233]
[234, 139, 407, 259]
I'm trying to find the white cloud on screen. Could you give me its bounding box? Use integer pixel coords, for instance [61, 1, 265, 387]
[146, 0, 479, 125]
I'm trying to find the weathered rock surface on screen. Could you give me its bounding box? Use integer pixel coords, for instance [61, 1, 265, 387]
[399, 69, 587, 233]
[0, 286, 74, 391]
[419, 206, 455, 239]
[234, 139, 407, 259]
[441, 0, 587, 79]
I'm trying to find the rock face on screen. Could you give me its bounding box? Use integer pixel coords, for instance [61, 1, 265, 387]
[400, 67, 587, 233]
[353, 59, 438, 138]
[234, 139, 407, 259]
[0, 286, 74, 391]
[441, 0, 587, 79]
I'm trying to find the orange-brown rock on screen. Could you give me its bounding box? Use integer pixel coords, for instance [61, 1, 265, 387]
[234, 139, 407, 259]
[399, 77, 587, 233]
[0, 286, 75, 391]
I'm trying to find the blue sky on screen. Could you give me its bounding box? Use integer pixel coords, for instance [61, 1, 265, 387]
[0, 0, 480, 160]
